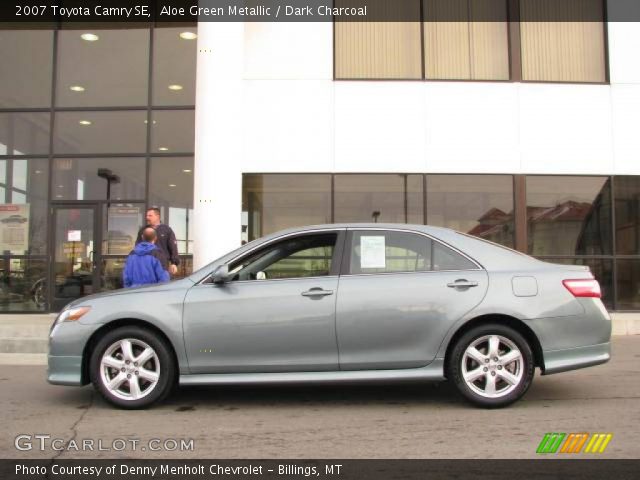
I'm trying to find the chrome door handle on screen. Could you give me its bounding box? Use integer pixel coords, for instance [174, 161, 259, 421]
[301, 288, 334, 297]
[447, 280, 479, 288]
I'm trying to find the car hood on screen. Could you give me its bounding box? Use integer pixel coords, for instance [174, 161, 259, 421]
[64, 277, 195, 309]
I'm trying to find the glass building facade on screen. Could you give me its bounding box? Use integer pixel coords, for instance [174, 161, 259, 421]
[243, 174, 640, 311]
[0, 24, 196, 312]
[1, 12, 638, 313]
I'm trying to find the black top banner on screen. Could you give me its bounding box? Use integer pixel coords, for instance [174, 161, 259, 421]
[2, 0, 640, 23]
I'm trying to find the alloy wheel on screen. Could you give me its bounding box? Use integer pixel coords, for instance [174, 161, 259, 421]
[461, 334, 524, 398]
[99, 338, 160, 401]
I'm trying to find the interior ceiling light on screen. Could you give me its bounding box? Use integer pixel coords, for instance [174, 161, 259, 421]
[158, 147, 169, 151]
[169, 184, 177, 187]
[168, 84, 183, 91]
[81, 33, 99, 42]
[144, 120, 157, 124]
[35, 170, 42, 174]
[179, 31, 197, 40]
[69, 85, 85, 92]
[182, 169, 192, 173]
[79, 120, 92, 126]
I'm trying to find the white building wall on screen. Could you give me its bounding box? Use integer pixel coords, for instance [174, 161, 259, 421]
[194, 21, 640, 265]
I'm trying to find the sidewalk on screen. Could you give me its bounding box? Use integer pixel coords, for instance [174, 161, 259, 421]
[0, 312, 638, 366]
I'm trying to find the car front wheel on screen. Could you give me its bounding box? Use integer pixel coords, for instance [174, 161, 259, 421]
[90, 326, 175, 409]
[448, 324, 534, 408]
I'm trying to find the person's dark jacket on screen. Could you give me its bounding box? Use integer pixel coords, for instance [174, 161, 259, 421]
[123, 242, 170, 288]
[136, 223, 179, 267]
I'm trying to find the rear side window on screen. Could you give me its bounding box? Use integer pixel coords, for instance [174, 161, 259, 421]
[348, 231, 477, 274]
[432, 242, 477, 271]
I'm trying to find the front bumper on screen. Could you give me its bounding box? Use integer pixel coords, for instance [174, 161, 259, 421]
[542, 341, 610, 375]
[48, 320, 101, 386]
[48, 355, 84, 385]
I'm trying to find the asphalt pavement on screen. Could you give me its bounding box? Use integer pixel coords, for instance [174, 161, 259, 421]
[1, 336, 639, 459]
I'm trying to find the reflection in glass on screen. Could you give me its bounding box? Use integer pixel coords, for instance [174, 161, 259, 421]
[151, 111, 195, 153]
[149, 157, 194, 254]
[243, 174, 332, 242]
[52, 207, 96, 311]
[614, 176, 640, 255]
[153, 27, 197, 106]
[616, 260, 640, 310]
[334, 175, 424, 224]
[0, 158, 48, 254]
[52, 158, 145, 201]
[527, 176, 612, 256]
[0, 30, 53, 108]
[538, 257, 614, 310]
[427, 175, 514, 247]
[101, 257, 126, 291]
[54, 111, 147, 154]
[0, 112, 50, 155]
[102, 204, 145, 255]
[0, 258, 47, 312]
[56, 29, 149, 107]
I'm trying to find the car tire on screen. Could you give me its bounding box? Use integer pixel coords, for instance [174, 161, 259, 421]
[89, 326, 176, 409]
[447, 324, 534, 408]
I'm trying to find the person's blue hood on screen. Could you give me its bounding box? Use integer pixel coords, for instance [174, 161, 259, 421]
[133, 242, 157, 255]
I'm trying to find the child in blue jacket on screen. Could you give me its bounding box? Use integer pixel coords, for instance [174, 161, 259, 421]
[122, 227, 170, 288]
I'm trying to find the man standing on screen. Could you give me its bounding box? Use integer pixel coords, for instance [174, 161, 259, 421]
[123, 228, 170, 288]
[136, 207, 180, 275]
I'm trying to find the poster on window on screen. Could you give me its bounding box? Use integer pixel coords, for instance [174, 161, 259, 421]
[360, 235, 386, 269]
[0, 204, 30, 253]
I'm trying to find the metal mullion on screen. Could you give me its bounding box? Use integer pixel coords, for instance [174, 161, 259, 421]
[145, 24, 154, 213]
[44, 26, 59, 311]
[610, 175, 618, 310]
[51, 153, 148, 159]
[53, 106, 149, 112]
[0, 155, 49, 160]
[507, 0, 522, 82]
[144, 105, 196, 111]
[0, 108, 51, 113]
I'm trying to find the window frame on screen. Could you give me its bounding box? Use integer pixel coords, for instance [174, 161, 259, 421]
[340, 227, 482, 277]
[332, 0, 609, 85]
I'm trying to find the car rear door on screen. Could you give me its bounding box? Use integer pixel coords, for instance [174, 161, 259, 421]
[336, 228, 488, 370]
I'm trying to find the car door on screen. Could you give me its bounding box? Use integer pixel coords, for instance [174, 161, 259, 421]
[336, 229, 488, 370]
[183, 230, 345, 373]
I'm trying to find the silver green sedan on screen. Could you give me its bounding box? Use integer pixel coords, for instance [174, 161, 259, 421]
[48, 224, 611, 409]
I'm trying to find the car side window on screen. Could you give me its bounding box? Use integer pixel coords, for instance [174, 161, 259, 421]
[348, 231, 478, 274]
[432, 242, 477, 271]
[228, 233, 337, 281]
[349, 231, 432, 275]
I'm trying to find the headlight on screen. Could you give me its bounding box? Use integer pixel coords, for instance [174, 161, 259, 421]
[55, 306, 91, 325]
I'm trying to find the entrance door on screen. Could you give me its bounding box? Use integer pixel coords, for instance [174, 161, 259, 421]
[51, 205, 101, 311]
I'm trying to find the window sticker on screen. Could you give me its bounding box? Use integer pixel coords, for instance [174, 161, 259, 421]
[360, 235, 386, 269]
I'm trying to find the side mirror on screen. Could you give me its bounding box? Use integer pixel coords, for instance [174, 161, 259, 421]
[212, 265, 230, 284]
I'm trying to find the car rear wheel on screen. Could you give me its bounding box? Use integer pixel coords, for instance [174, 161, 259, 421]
[447, 324, 534, 408]
[90, 326, 175, 409]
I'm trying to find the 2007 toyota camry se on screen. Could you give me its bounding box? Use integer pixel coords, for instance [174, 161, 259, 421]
[48, 224, 611, 409]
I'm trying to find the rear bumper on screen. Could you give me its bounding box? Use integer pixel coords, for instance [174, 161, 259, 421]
[542, 342, 610, 375]
[47, 355, 84, 385]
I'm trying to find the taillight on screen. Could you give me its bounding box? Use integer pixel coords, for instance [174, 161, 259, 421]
[563, 279, 601, 298]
